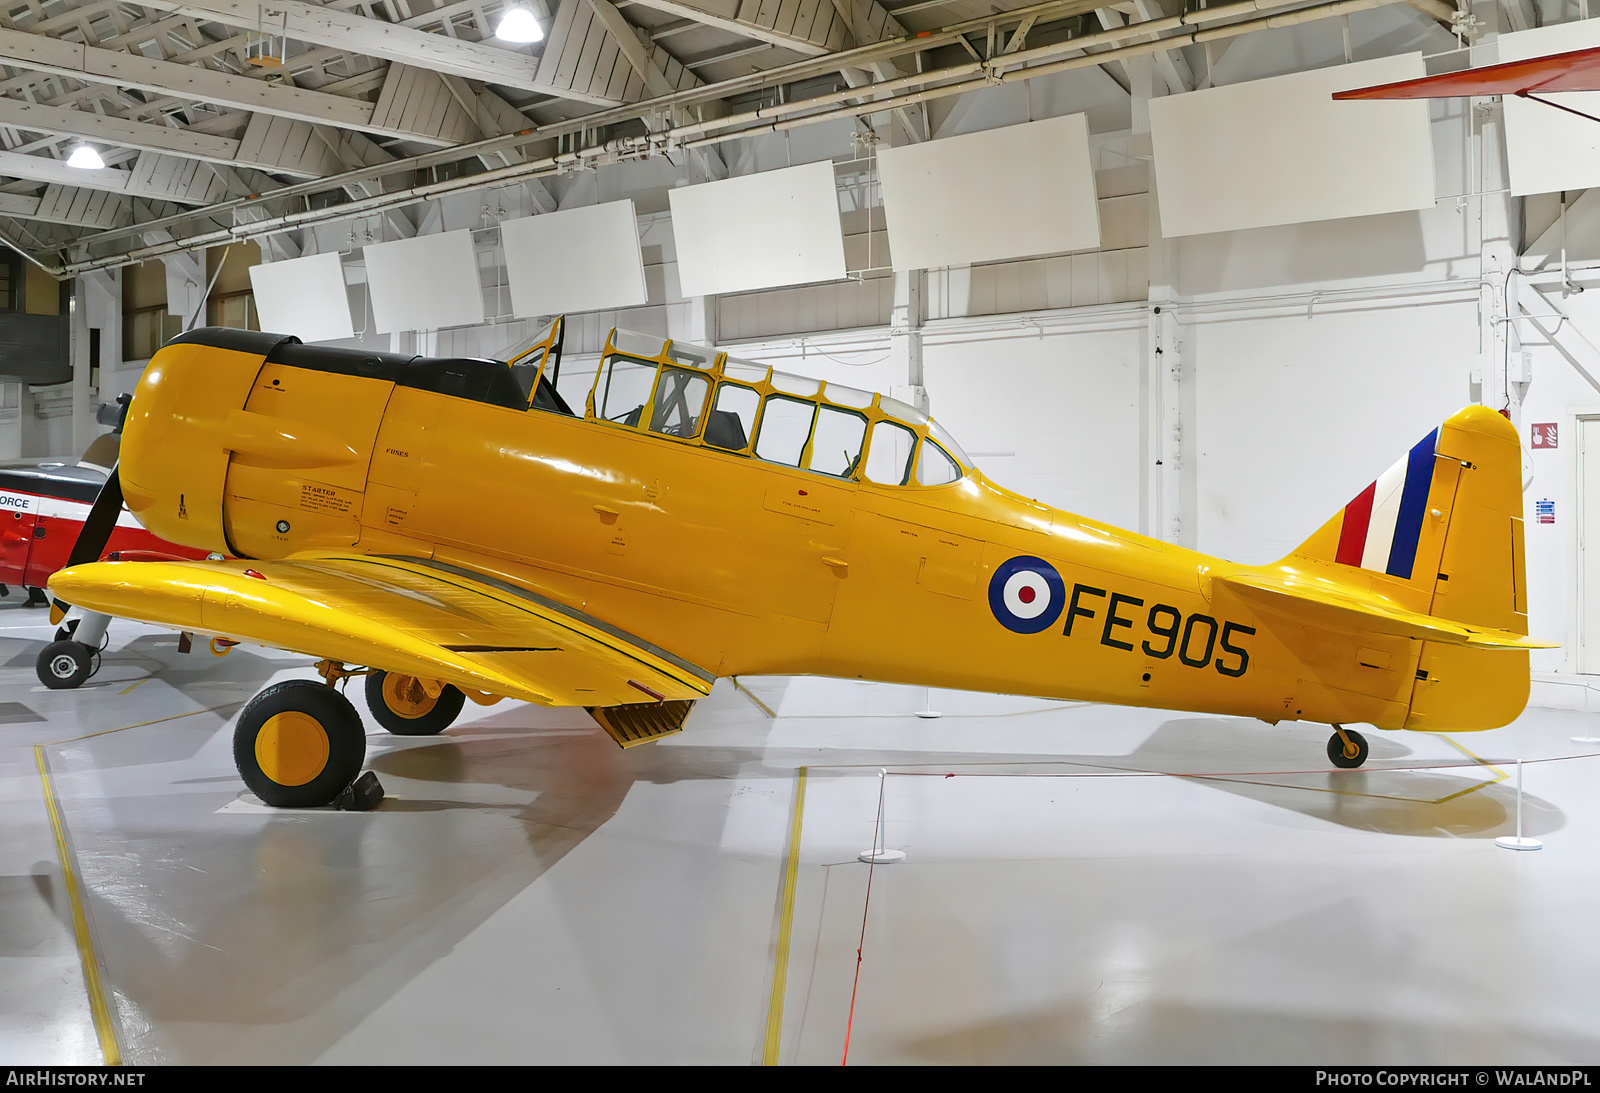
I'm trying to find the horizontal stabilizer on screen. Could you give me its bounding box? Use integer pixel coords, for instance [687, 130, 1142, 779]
[1215, 572, 1557, 650]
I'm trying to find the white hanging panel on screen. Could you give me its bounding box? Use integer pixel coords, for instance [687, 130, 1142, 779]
[363, 230, 486, 334]
[1500, 20, 1600, 196]
[669, 161, 848, 298]
[501, 200, 647, 318]
[249, 252, 356, 344]
[876, 113, 1101, 271]
[1148, 54, 1436, 237]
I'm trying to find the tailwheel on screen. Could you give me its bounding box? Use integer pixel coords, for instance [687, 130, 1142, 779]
[1327, 726, 1369, 769]
[365, 669, 464, 736]
[234, 680, 366, 808]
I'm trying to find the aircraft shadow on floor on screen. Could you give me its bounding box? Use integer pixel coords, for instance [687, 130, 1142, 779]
[727, 704, 1562, 842]
[1123, 717, 1563, 840]
[373, 698, 1563, 842]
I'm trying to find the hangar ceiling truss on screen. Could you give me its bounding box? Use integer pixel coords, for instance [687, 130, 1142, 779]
[0, 0, 1451, 273]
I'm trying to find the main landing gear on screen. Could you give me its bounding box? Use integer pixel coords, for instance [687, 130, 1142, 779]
[234, 680, 368, 808]
[35, 611, 109, 690]
[1327, 724, 1369, 769]
[365, 669, 466, 736]
[231, 663, 469, 808]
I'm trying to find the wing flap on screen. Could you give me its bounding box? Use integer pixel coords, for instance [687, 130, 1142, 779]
[1215, 571, 1558, 650]
[49, 554, 715, 706]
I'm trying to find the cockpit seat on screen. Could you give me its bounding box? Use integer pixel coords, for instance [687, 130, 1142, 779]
[703, 409, 747, 451]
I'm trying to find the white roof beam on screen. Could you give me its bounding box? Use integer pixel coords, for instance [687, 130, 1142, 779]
[585, 0, 682, 99]
[1124, 0, 1192, 92]
[1499, 0, 1537, 32]
[1095, 7, 1192, 94]
[0, 26, 469, 145]
[33, 185, 135, 229]
[0, 147, 221, 203]
[0, 191, 41, 218]
[829, 0, 927, 142]
[0, 96, 244, 165]
[622, 0, 845, 57]
[124, 0, 586, 99]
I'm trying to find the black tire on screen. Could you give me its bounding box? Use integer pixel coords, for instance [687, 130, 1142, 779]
[1327, 728, 1369, 769]
[54, 619, 79, 643]
[365, 670, 465, 736]
[36, 640, 92, 689]
[234, 680, 366, 808]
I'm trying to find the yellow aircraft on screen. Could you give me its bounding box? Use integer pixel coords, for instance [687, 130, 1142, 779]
[45, 320, 1552, 808]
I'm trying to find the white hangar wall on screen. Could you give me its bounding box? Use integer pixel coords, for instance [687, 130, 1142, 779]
[1184, 293, 1482, 567]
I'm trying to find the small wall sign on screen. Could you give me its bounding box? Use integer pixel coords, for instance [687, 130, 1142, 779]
[1537, 499, 1556, 525]
[1532, 423, 1559, 449]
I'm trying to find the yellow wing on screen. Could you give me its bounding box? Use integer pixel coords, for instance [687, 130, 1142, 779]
[48, 553, 715, 707]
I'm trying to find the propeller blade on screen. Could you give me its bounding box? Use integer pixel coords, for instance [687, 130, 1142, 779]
[49, 464, 123, 625]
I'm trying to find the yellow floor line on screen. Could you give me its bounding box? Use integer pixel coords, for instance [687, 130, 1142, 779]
[47, 701, 239, 747]
[733, 677, 778, 720]
[34, 746, 122, 1066]
[762, 766, 807, 1066]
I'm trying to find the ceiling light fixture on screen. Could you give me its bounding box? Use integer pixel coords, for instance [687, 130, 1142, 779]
[66, 145, 104, 170]
[494, 4, 544, 44]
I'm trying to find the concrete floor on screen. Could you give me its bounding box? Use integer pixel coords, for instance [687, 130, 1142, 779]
[4, 598, 1600, 1065]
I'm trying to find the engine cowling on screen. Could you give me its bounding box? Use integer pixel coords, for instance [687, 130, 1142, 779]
[120, 329, 294, 555]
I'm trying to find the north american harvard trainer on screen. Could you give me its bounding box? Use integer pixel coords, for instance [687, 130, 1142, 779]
[46, 320, 1552, 807]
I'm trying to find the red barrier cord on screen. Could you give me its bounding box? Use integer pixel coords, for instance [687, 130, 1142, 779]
[841, 771, 887, 1066]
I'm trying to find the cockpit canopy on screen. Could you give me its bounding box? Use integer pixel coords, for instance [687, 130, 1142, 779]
[509, 323, 971, 489]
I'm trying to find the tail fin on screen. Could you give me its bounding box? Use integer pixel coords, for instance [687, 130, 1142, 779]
[1287, 405, 1535, 730]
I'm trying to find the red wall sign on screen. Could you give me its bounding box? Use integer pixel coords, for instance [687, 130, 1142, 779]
[1532, 423, 1559, 449]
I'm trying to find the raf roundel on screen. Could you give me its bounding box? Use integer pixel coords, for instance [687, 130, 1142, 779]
[988, 556, 1066, 634]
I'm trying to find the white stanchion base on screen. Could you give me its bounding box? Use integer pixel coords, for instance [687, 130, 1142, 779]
[859, 849, 906, 864]
[1495, 836, 1544, 851]
[914, 711, 942, 719]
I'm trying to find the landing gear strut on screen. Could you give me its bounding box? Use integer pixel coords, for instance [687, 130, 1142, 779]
[1327, 725, 1369, 769]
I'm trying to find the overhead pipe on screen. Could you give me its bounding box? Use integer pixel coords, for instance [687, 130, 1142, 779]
[679, 0, 1409, 145]
[58, 0, 1412, 274]
[636, 0, 1282, 149]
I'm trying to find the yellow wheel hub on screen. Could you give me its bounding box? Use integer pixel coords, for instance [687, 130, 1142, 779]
[383, 673, 437, 719]
[255, 711, 331, 787]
